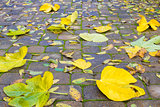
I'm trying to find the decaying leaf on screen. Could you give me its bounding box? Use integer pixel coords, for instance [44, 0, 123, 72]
[126, 63, 145, 74]
[123, 46, 147, 59]
[137, 14, 160, 32]
[79, 33, 108, 42]
[149, 50, 160, 56]
[6, 28, 30, 36]
[39, 3, 60, 13]
[93, 24, 112, 33]
[60, 50, 74, 58]
[156, 73, 160, 79]
[96, 66, 145, 101]
[44, 98, 56, 106]
[69, 86, 82, 101]
[72, 59, 91, 70]
[131, 36, 160, 52]
[102, 44, 114, 51]
[64, 66, 76, 73]
[0, 46, 27, 72]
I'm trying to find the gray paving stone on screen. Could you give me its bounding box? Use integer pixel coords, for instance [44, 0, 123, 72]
[83, 46, 100, 53]
[83, 85, 107, 100]
[147, 85, 160, 99]
[65, 41, 81, 49]
[0, 101, 9, 107]
[84, 101, 125, 107]
[0, 73, 22, 85]
[55, 101, 82, 107]
[28, 46, 45, 53]
[127, 100, 160, 107]
[28, 62, 48, 72]
[0, 50, 5, 56]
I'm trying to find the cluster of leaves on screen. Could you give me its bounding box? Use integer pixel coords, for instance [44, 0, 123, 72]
[137, 14, 160, 32]
[47, 11, 78, 34]
[121, 36, 160, 59]
[3, 71, 67, 107]
[39, 3, 60, 13]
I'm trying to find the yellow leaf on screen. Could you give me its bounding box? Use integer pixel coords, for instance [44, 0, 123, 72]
[124, 46, 141, 59]
[72, 59, 92, 69]
[93, 24, 112, 33]
[148, 19, 160, 30]
[41, 56, 50, 60]
[69, 86, 82, 101]
[96, 66, 145, 101]
[39, 3, 53, 13]
[53, 4, 60, 11]
[61, 18, 71, 25]
[42, 71, 54, 90]
[137, 14, 160, 32]
[0, 46, 27, 72]
[149, 50, 160, 56]
[61, 11, 78, 27]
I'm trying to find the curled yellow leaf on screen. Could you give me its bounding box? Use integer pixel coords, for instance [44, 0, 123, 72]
[72, 59, 91, 70]
[39, 3, 53, 13]
[96, 66, 145, 101]
[53, 4, 60, 11]
[93, 24, 112, 33]
[137, 14, 160, 32]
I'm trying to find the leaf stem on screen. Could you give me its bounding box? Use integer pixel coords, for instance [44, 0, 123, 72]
[26, 59, 39, 62]
[65, 29, 74, 35]
[86, 79, 98, 81]
[50, 92, 68, 95]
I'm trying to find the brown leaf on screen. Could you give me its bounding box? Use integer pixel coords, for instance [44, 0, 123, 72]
[69, 86, 82, 101]
[138, 48, 147, 58]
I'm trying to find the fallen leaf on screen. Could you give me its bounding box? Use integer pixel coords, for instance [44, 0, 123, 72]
[29, 70, 43, 76]
[60, 50, 74, 58]
[137, 14, 160, 32]
[41, 56, 50, 61]
[39, 3, 53, 13]
[131, 36, 160, 52]
[0, 46, 27, 72]
[47, 24, 65, 34]
[56, 103, 71, 107]
[96, 51, 106, 55]
[102, 44, 114, 51]
[93, 24, 112, 33]
[79, 33, 108, 42]
[96, 66, 145, 101]
[83, 69, 93, 74]
[149, 50, 160, 56]
[156, 73, 160, 79]
[124, 46, 141, 59]
[72, 59, 92, 70]
[126, 63, 145, 74]
[64, 66, 76, 73]
[53, 4, 60, 11]
[6, 28, 30, 36]
[69, 86, 82, 101]
[3, 71, 54, 107]
[44, 98, 56, 106]
[72, 78, 86, 84]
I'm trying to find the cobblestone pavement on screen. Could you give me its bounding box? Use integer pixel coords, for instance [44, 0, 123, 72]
[0, 0, 160, 107]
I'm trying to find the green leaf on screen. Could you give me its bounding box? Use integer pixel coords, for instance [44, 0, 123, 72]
[6, 28, 30, 36]
[72, 78, 86, 84]
[79, 33, 108, 42]
[131, 36, 160, 52]
[83, 70, 93, 74]
[47, 24, 65, 34]
[0, 46, 27, 72]
[3, 71, 53, 107]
